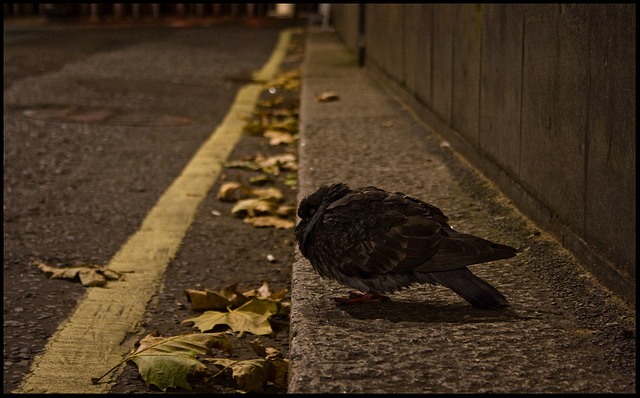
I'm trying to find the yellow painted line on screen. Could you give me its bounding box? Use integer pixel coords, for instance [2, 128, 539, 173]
[15, 28, 295, 394]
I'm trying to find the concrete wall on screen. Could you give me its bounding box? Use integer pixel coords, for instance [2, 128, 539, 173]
[332, 4, 636, 305]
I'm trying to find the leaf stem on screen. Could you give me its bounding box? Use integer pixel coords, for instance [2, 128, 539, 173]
[91, 357, 129, 384]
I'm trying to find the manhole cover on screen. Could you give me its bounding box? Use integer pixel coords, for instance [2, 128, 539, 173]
[21, 106, 191, 127]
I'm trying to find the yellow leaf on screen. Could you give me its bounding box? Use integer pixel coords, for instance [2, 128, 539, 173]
[249, 174, 272, 185]
[264, 130, 297, 145]
[231, 198, 278, 217]
[254, 153, 298, 175]
[243, 216, 295, 229]
[251, 187, 284, 202]
[276, 205, 296, 217]
[183, 298, 278, 335]
[242, 120, 267, 135]
[224, 159, 262, 171]
[315, 91, 340, 102]
[125, 331, 232, 391]
[217, 182, 249, 202]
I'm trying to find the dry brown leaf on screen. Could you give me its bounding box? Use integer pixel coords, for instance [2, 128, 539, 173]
[242, 120, 267, 135]
[209, 338, 289, 392]
[254, 153, 297, 175]
[249, 174, 272, 185]
[315, 91, 340, 102]
[217, 182, 250, 202]
[185, 289, 232, 311]
[33, 261, 124, 287]
[275, 205, 296, 217]
[224, 159, 262, 171]
[231, 199, 278, 217]
[242, 280, 288, 302]
[251, 187, 284, 202]
[185, 282, 250, 311]
[264, 130, 297, 146]
[243, 216, 295, 229]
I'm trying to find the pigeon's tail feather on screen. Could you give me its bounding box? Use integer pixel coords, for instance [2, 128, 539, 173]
[428, 268, 508, 308]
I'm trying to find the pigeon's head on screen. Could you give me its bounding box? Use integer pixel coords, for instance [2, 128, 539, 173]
[296, 183, 350, 220]
[297, 186, 328, 220]
[295, 183, 351, 248]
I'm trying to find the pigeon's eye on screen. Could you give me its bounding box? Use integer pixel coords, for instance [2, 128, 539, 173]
[308, 208, 316, 216]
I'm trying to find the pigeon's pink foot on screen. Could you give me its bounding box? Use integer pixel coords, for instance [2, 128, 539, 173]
[332, 292, 390, 305]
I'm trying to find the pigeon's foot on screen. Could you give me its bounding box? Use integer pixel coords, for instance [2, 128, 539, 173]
[332, 292, 390, 305]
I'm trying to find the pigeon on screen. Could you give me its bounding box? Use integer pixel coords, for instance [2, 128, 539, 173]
[294, 183, 517, 308]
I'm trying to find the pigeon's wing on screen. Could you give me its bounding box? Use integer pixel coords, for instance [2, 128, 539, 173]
[416, 229, 517, 270]
[397, 190, 517, 270]
[312, 189, 445, 279]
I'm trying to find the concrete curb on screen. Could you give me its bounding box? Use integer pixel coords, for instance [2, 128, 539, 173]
[287, 27, 634, 394]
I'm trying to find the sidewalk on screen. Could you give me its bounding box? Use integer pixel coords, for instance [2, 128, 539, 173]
[288, 27, 635, 393]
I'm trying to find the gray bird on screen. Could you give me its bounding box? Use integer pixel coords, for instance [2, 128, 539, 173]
[294, 183, 517, 308]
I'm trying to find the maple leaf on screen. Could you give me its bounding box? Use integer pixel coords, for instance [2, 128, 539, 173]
[224, 153, 297, 176]
[243, 215, 295, 229]
[185, 281, 288, 312]
[182, 298, 280, 335]
[217, 182, 251, 202]
[242, 120, 267, 135]
[208, 340, 289, 392]
[128, 332, 232, 391]
[224, 159, 262, 171]
[211, 358, 272, 393]
[249, 174, 272, 185]
[184, 282, 249, 311]
[254, 153, 297, 175]
[33, 261, 124, 287]
[92, 331, 232, 391]
[251, 187, 284, 202]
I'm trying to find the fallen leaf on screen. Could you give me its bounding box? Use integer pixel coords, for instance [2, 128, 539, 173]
[33, 261, 124, 287]
[249, 338, 269, 357]
[315, 91, 340, 102]
[217, 182, 250, 202]
[249, 174, 272, 185]
[243, 216, 295, 230]
[264, 130, 297, 145]
[226, 153, 297, 176]
[126, 331, 231, 391]
[268, 117, 298, 134]
[242, 120, 267, 135]
[284, 173, 298, 186]
[231, 198, 278, 217]
[183, 298, 279, 335]
[210, 358, 271, 393]
[185, 282, 249, 311]
[243, 280, 287, 302]
[185, 289, 232, 311]
[267, 356, 289, 389]
[208, 339, 289, 392]
[209, 341, 289, 392]
[254, 153, 297, 175]
[265, 69, 301, 91]
[251, 187, 284, 202]
[224, 159, 262, 171]
[275, 205, 296, 217]
[256, 96, 285, 109]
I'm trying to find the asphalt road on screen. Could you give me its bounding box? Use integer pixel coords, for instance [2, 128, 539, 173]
[3, 18, 298, 393]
